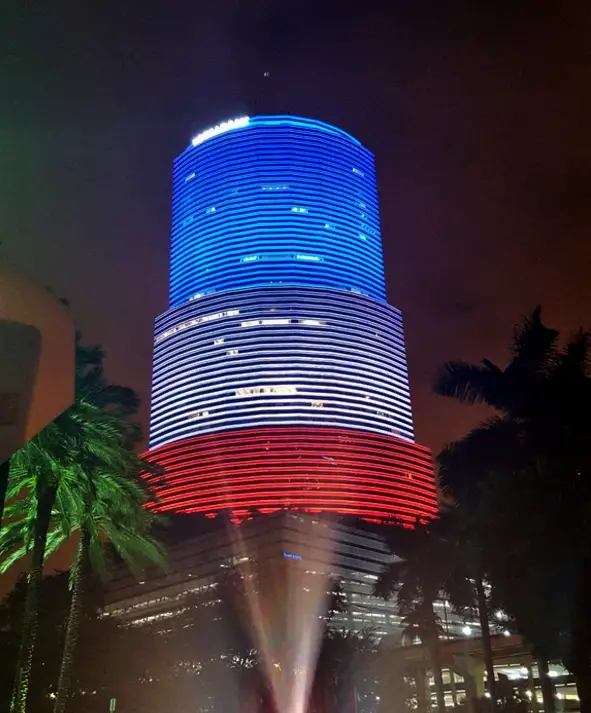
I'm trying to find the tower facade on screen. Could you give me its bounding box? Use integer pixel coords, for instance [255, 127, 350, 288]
[145, 115, 437, 521]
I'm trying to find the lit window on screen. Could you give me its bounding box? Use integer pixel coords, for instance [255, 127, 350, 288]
[311, 401, 324, 408]
[297, 319, 326, 326]
[352, 167, 365, 177]
[214, 338, 224, 345]
[262, 185, 289, 191]
[294, 254, 323, 262]
[270, 385, 297, 395]
[291, 207, 308, 213]
[240, 255, 260, 263]
[205, 206, 216, 214]
[324, 223, 335, 229]
[264, 253, 286, 261]
[185, 173, 196, 182]
[155, 310, 239, 343]
[235, 385, 298, 397]
[188, 410, 209, 420]
[226, 349, 239, 356]
[241, 318, 292, 327]
[359, 233, 368, 241]
[190, 292, 205, 301]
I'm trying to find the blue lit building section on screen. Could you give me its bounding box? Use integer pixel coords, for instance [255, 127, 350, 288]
[169, 116, 385, 307]
[149, 286, 414, 448]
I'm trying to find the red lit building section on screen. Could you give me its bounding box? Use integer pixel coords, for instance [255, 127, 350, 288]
[143, 427, 437, 522]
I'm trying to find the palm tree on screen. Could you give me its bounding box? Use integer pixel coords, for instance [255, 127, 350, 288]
[374, 519, 474, 713]
[0, 339, 159, 713]
[52, 462, 166, 713]
[434, 307, 591, 713]
[311, 628, 376, 713]
[434, 510, 498, 703]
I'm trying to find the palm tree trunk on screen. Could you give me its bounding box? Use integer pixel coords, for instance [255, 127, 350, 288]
[0, 459, 10, 530]
[475, 576, 496, 702]
[10, 484, 57, 713]
[537, 657, 556, 713]
[449, 669, 458, 709]
[53, 527, 90, 713]
[428, 635, 447, 713]
[416, 666, 429, 713]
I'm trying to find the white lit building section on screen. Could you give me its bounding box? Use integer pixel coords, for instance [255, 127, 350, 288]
[149, 286, 415, 448]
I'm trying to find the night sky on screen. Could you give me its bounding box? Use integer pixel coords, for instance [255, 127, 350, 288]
[2, 0, 590, 455]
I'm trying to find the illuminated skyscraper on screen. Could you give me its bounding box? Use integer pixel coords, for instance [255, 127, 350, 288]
[144, 115, 437, 521]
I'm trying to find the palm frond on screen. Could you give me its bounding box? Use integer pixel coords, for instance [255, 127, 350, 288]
[1, 333, 165, 584]
[436, 416, 523, 500]
[510, 306, 558, 371]
[0, 526, 66, 573]
[433, 360, 506, 408]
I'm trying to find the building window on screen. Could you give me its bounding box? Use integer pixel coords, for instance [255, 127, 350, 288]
[297, 319, 326, 326]
[240, 255, 260, 263]
[188, 410, 209, 420]
[291, 207, 308, 214]
[185, 173, 196, 182]
[214, 338, 224, 345]
[155, 310, 240, 343]
[311, 401, 324, 408]
[294, 254, 323, 262]
[205, 206, 217, 214]
[235, 385, 298, 397]
[352, 167, 365, 177]
[241, 318, 292, 327]
[226, 349, 239, 356]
